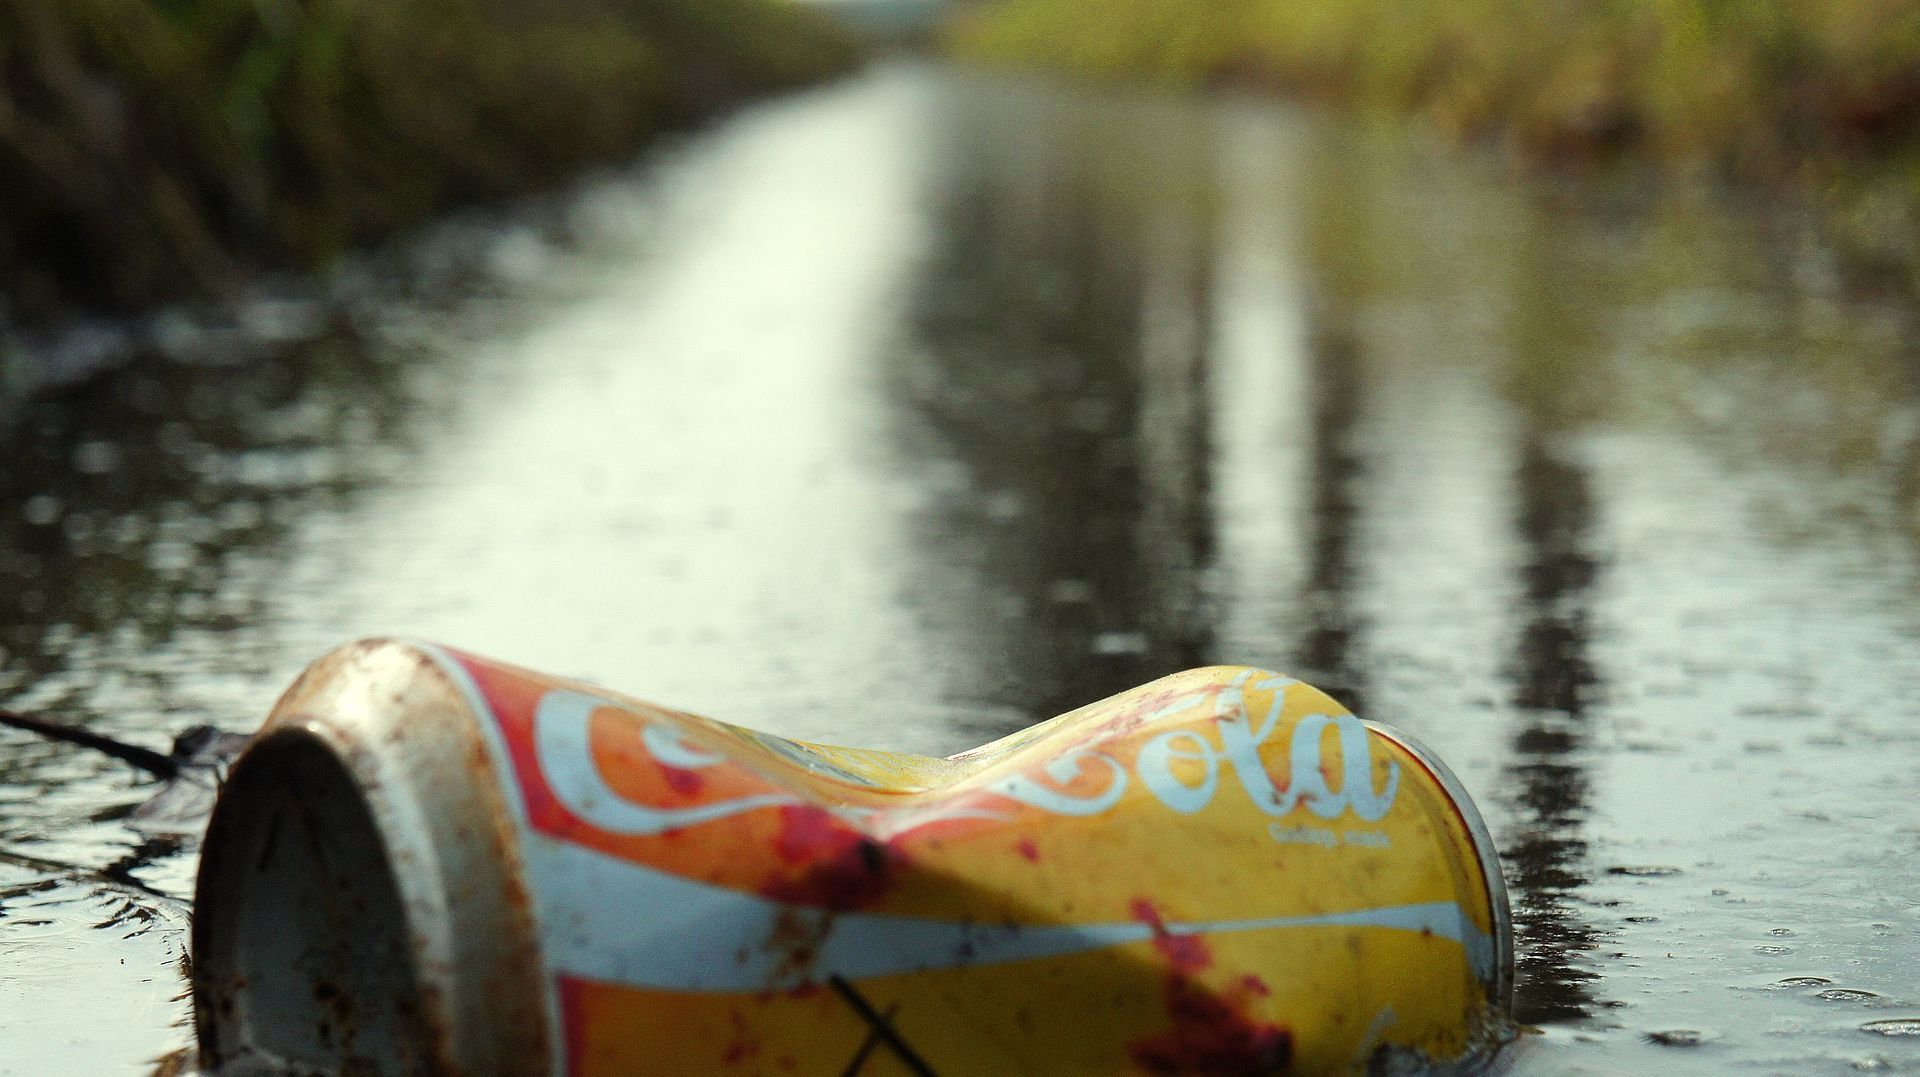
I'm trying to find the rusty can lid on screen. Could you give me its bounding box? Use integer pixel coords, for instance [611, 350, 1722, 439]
[191, 640, 555, 1075]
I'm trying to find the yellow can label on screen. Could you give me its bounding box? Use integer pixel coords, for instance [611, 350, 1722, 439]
[425, 648, 1505, 1075]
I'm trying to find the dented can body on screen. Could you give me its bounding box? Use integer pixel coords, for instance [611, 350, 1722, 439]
[193, 639, 1512, 1075]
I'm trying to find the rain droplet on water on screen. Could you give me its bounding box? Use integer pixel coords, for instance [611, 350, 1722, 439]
[1608, 866, 1684, 878]
[1767, 976, 1833, 990]
[1646, 1029, 1706, 1047]
[1754, 945, 1793, 955]
[1859, 1019, 1920, 1037]
[1818, 989, 1883, 1003]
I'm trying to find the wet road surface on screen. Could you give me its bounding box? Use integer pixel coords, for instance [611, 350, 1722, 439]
[3, 62, 1919, 1073]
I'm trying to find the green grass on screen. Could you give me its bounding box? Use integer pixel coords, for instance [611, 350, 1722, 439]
[967, 1, 1920, 174]
[0, 0, 859, 321]
[951, 0, 1920, 280]
[955, 0, 1920, 162]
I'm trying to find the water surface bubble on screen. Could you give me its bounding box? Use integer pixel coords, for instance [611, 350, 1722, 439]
[1817, 989, 1883, 1003]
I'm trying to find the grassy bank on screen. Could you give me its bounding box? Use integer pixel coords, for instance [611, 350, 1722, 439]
[951, 0, 1920, 281]
[0, 0, 857, 324]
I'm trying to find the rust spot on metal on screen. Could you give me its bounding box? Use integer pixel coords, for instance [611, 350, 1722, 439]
[721, 1009, 761, 1066]
[762, 906, 831, 985]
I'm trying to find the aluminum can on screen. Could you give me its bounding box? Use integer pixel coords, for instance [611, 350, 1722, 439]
[192, 639, 1512, 1075]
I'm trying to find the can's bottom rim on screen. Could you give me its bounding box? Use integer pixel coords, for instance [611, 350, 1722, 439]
[1362, 719, 1515, 1014]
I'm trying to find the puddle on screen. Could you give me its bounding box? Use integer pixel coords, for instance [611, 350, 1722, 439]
[2, 62, 1919, 1072]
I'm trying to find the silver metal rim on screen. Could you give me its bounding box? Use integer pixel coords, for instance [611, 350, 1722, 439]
[1363, 720, 1515, 1013]
[192, 639, 557, 1075]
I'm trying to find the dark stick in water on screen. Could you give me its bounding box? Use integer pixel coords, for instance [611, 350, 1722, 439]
[0, 707, 179, 780]
[828, 974, 937, 1077]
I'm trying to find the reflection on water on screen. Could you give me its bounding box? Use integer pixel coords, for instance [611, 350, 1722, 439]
[4, 63, 1920, 1072]
[888, 88, 1218, 723]
[1494, 222, 1610, 1024]
[1504, 435, 1603, 1024]
[0, 226, 571, 1069]
[1294, 315, 1369, 718]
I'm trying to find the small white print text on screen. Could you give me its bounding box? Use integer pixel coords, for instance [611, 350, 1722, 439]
[1268, 823, 1393, 849]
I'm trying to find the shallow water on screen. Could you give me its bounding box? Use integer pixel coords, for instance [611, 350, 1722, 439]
[2, 62, 1918, 1074]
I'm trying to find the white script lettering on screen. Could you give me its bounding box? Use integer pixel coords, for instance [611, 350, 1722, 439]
[534, 690, 799, 835]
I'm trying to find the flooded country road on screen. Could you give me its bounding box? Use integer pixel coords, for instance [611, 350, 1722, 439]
[4, 61, 1920, 1073]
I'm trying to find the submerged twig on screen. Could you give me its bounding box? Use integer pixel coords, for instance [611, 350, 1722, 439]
[828, 974, 937, 1077]
[0, 707, 179, 780]
[840, 1001, 902, 1077]
[0, 845, 189, 911]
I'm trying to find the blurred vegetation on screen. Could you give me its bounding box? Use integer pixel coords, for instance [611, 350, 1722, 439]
[951, 0, 1920, 284]
[0, 0, 858, 323]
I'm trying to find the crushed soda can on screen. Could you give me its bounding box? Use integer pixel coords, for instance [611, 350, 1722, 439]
[192, 639, 1512, 1074]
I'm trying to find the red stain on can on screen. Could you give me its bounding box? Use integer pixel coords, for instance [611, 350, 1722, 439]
[771, 805, 851, 864]
[556, 975, 592, 1071]
[1129, 976, 1292, 1076]
[659, 763, 704, 797]
[1015, 838, 1041, 862]
[761, 806, 896, 911]
[1130, 899, 1212, 974]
